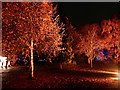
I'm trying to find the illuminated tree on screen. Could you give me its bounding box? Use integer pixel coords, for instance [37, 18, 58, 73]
[63, 18, 75, 64]
[2, 2, 64, 79]
[77, 24, 100, 68]
[77, 17, 120, 68]
[2, 3, 21, 65]
[61, 17, 80, 66]
[101, 17, 120, 63]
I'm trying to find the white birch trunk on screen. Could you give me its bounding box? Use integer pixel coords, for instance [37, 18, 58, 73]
[89, 30, 96, 68]
[29, 38, 34, 79]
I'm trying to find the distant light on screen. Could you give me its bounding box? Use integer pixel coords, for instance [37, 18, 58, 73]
[0, 56, 7, 67]
[98, 70, 118, 75]
[38, 59, 44, 62]
[110, 77, 118, 80]
[110, 71, 119, 80]
[0, 56, 7, 62]
[95, 69, 119, 80]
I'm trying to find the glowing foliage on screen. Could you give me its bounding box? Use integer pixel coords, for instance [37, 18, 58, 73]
[100, 18, 120, 63]
[63, 18, 79, 63]
[77, 24, 99, 66]
[77, 17, 120, 65]
[2, 2, 64, 63]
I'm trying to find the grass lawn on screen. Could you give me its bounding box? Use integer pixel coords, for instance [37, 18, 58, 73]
[2, 63, 118, 89]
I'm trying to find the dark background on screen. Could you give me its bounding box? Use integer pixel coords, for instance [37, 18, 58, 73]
[57, 2, 120, 27]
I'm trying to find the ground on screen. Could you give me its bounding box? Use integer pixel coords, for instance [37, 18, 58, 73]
[1, 62, 119, 90]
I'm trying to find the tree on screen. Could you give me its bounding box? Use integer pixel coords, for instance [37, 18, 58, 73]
[63, 18, 75, 64]
[77, 24, 99, 68]
[61, 17, 79, 66]
[77, 17, 120, 68]
[100, 17, 120, 63]
[2, 2, 64, 79]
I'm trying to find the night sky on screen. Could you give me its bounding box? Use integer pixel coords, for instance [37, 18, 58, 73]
[57, 2, 120, 27]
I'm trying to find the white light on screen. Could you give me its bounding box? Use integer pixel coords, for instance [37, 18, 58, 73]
[0, 56, 7, 61]
[110, 77, 118, 80]
[110, 71, 119, 80]
[0, 56, 7, 67]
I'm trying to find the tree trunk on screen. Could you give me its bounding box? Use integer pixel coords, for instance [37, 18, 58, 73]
[88, 56, 93, 68]
[60, 63, 62, 69]
[91, 59, 93, 68]
[29, 39, 34, 79]
[89, 30, 96, 68]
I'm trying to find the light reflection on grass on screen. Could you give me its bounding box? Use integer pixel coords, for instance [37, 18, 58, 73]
[110, 71, 119, 81]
